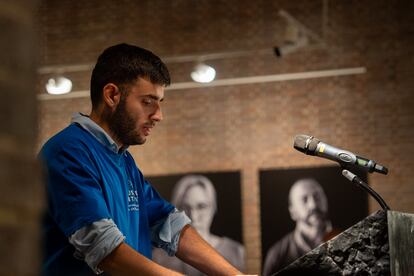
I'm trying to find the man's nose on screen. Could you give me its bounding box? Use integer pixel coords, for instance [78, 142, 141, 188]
[307, 196, 317, 209]
[151, 106, 163, 122]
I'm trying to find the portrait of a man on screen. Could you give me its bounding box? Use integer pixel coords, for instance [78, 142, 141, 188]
[263, 178, 336, 275]
[148, 172, 244, 275]
[260, 166, 368, 275]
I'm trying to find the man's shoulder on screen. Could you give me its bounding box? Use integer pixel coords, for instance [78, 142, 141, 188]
[263, 232, 296, 275]
[268, 231, 295, 255]
[45, 123, 84, 141]
[40, 124, 91, 155]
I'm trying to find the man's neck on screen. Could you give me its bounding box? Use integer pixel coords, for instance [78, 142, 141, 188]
[293, 220, 331, 251]
[89, 111, 123, 149]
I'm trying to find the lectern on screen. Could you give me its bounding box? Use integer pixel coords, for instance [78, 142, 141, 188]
[274, 210, 414, 275]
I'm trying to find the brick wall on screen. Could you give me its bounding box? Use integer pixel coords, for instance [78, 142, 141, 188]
[37, 0, 414, 273]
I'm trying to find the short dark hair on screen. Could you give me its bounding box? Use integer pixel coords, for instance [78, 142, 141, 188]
[90, 43, 171, 108]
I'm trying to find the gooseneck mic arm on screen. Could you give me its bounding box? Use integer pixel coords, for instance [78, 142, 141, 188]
[342, 169, 390, 211]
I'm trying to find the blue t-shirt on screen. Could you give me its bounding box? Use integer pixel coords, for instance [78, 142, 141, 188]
[40, 123, 174, 275]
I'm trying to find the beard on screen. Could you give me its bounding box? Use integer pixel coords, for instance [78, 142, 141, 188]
[304, 208, 327, 227]
[107, 96, 146, 146]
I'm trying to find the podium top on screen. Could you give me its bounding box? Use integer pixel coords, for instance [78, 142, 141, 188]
[275, 210, 389, 276]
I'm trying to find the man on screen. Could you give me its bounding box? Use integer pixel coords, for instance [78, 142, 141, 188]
[40, 43, 243, 276]
[153, 175, 245, 275]
[263, 178, 334, 276]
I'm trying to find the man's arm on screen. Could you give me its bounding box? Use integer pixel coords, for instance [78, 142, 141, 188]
[98, 242, 183, 276]
[175, 225, 243, 276]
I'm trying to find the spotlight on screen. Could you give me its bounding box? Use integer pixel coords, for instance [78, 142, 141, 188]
[191, 63, 216, 83]
[273, 35, 308, 57]
[274, 9, 316, 58]
[46, 76, 72, 95]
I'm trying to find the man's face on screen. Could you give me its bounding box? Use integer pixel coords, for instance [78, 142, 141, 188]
[107, 77, 164, 146]
[288, 180, 328, 227]
[181, 185, 215, 234]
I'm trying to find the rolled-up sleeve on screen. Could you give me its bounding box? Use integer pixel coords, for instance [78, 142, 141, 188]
[150, 208, 191, 256]
[69, 218, 125, 274]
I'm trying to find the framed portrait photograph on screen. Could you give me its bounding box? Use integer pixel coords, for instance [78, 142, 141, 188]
[260, 166, 368, 275]
[146, 171, 244, 275]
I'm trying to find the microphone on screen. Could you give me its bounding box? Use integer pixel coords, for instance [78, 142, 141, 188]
[293, 134, 388, 174]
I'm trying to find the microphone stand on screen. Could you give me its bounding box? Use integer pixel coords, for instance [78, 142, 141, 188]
[342, 169, 390, 211]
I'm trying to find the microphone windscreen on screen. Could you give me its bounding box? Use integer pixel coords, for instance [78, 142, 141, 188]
[293, 134, 320, 154]
[293, 134, 310, 152]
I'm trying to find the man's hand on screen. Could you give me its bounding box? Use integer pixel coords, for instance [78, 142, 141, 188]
[99, 242, 183, 276]
[176, 225, 244, 275]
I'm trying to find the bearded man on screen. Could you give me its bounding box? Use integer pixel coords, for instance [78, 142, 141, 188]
[263, 178, 334, 275]
[39, 44, 243, 276]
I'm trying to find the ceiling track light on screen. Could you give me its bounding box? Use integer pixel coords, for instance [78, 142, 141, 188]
[191, 63, 216, 83]
[46, 76, 73, 95]
[273, 9, 323, 58]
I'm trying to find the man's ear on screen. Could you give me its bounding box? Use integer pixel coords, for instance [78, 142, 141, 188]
[102, 83, 121, 110]
[289, 205, 298, 222]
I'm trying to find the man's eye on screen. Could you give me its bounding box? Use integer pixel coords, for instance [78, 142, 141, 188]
[196, 203, 208, 210]
[143, 99, 152, 105]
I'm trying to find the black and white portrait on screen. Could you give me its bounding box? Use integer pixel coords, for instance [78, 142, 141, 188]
[260, 166, 368, 275]
[147, 172, 244, 275]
